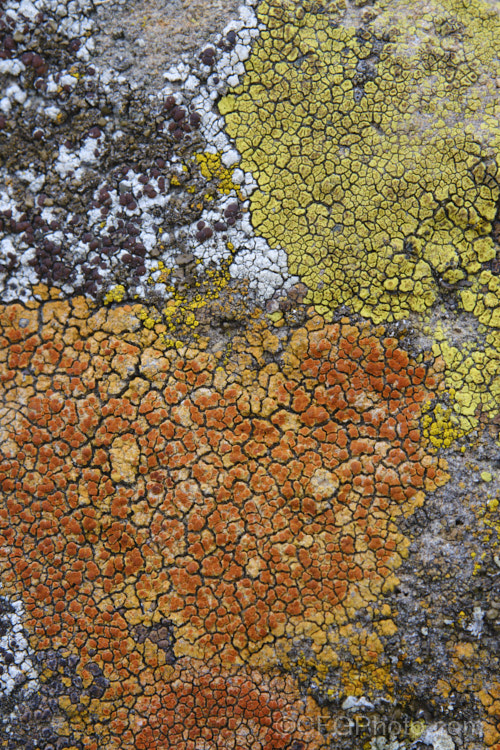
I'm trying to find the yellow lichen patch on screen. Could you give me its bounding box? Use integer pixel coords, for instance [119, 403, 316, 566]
[104, 285, 126, 305]
[220, 0, 500, 324]
[462, 271, 500, 328]
[431, 326, 500, 434]
[138, 254, 249, 348]
[195, 151, 242, 197]
[421, 398, 466, 450]
[136, 306, 160, 330]
[476, 488, 500, 556]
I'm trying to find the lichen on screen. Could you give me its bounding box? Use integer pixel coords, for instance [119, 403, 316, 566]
[221, 0, 500, 323]
[219, 0, 500, 442]
[195, 151, 243, 197]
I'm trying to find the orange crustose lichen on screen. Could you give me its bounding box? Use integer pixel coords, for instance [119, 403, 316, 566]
[0, 296, 447, 748]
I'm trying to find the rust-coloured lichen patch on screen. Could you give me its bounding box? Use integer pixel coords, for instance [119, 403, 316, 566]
[0, 297, 448, 747]
[123, 657, 329, 750]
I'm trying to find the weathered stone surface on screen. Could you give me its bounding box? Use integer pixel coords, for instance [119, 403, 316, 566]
[0, 0, 499, 748]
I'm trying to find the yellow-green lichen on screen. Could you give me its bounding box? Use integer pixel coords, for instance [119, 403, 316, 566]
[431, 325, 500, 434]
[421, 397, 465, 450]
[475, 491, 500, 572]
[136, 307, 160, 329]
[195, 152, 242, 197]
[220, 0, 500, 325]
[103, 284, 126, 305]
[135, 252, 238, 346]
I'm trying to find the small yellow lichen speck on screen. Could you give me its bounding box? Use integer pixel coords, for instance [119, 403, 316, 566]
[104, 285, 125, 305]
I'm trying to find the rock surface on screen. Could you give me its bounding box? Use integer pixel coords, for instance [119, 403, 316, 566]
[0, 0, 499, 749]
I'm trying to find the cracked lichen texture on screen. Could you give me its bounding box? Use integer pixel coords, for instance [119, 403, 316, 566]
[0, 294, 448, 748]
[220, 0, 500, 438]
[431, 324, 500, 434]
[221, 0, 500, 322]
